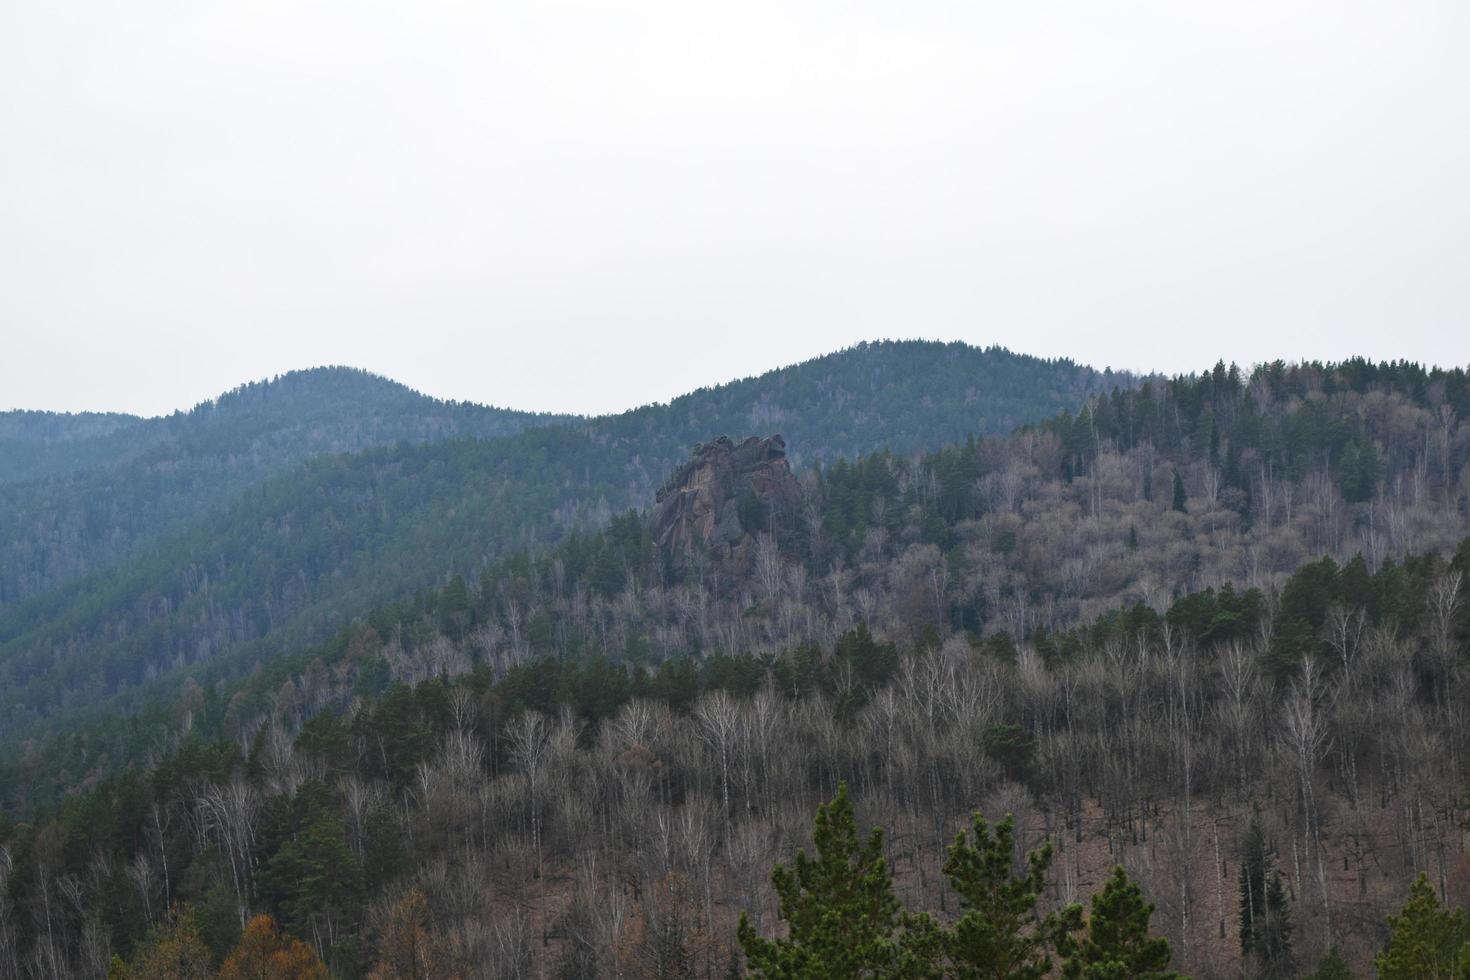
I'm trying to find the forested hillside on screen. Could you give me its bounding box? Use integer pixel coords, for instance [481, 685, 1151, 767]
[0, 412, 148, 485]
[0, 355, 1466, 979]
[0, 343, 1129, 751]
[4, 525, 1467, 978]
[0, 367, 568, 611]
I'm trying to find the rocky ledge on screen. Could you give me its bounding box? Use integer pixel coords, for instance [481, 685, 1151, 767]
[652, 435, 805, 563]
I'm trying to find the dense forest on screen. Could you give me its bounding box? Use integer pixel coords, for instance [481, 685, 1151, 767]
[0, 367, 567, 609]
[2, 534, 1466, 977]
[0, 343, 1130, 749]
[0, 351, 1467, 978]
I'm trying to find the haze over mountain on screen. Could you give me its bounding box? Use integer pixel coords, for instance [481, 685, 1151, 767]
[6, 0, 1468, 973]
[2, 337, 1470, 980]
[0, 367, 566, 487]
[1, 344, 1465, 980]
[0, 341, 1128, 747]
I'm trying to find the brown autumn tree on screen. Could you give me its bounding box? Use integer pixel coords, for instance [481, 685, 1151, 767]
[616, 870, 718, 980]
[128, 904, 212, 980]
[219, 913, 329, 980]
[370, 889, 440, 980]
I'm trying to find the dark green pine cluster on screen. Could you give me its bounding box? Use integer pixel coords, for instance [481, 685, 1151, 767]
[738, 783, 1179, 979]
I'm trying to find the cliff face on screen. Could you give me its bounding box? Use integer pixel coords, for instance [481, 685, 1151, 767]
[652, 435, 804, 562]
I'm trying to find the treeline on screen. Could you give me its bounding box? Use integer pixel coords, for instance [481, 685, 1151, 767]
[0, 343, 1130, 753]
[0, 367, 559, 606]
[1, 531, 1466, 977]
[9, 353, 1463, 759]
[1042, 358, 1468, 500]
[0, 353, 1467, 977]
[6, 351, 1469, 811]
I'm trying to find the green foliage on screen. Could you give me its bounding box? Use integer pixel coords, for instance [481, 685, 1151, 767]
[256, 780, 365, 940]
[1337, 438, 1383, 503]
[1062, 866, 1178, 980]
[740, 794, 1177, 980]
[940, 813, 1082, 979]
[983, 724, 1036, 783]
[1305, 947, 1355, 980]
[0, 342, 1130, 792]
[737, 782, 939, 978]
[1376, 874, 1470, 980]
[1238, 816, 1293, 978]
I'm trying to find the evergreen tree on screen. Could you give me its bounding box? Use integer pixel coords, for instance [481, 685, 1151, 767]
[1305, 947, 1354, 980]
[1172, 470, 1188, 513]
[1061, 865, 1179, 980]
[939, 812, 1082, 979]
[1258, 874, 1294, 977]
[258, 781, 365, 939]
[1375, 874, 1470, 980]
[1238, 816, 1269, 947]
[1239, 817, 1293, 978]
[1337, 438, 1382, 504]
[737, 782, 939, 979]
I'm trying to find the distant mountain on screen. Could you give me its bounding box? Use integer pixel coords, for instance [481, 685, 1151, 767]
[599, 340, 1128, 470]
[0, 410, 151, 484]
[0, 342, 1131, 745]
[0, 367, 570, 611]
[4, 353, 1467, 980]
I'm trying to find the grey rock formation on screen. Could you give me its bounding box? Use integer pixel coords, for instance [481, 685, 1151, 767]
[652, 435, 805, 563]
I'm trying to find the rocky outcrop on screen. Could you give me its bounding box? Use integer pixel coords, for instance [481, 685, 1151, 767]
[652, 435, 805, 562]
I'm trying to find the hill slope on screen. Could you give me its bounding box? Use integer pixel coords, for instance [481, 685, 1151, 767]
[0, 366, 569, 611]
[0, 410, 151, 484]
[2, 357, 1466, 980]
[0, 342, 1130, 745]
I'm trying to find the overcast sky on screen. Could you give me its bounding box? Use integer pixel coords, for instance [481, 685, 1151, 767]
[2, 0, 1467, 417]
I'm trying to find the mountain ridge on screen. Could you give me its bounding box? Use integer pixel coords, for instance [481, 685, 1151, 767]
[0, 342, 1134, 748]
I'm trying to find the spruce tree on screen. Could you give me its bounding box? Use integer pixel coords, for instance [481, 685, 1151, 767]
[1062, 866, 1179, 980]
[1172, 470, 1188, 513]
[1239, 817, 1293, 978]
[1305, 947, 1354, 980]
[1238, 817, 1269, 953]
[737, 782, 939, 979]
[939, 812, 1082, 979]
[1259, 874, 1294, 978]
[1375, 874, 1470, 980]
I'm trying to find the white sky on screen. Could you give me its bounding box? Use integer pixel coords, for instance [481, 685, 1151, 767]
[2, 0, 1468, 417]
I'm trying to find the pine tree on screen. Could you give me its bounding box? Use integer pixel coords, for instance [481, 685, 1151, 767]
[737, 782, 939, 979]
[1172, 470, 1188, 513]
[1061, 866, 1179, 980]
[1239, 817, 1292, 978]
[258, 781, 364, 939]
[1259, 874, 1294, 978]
[1375, 874, 1470, 980]
[1305, 946, 1354, 980]
[940, 812, 1082, 979]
